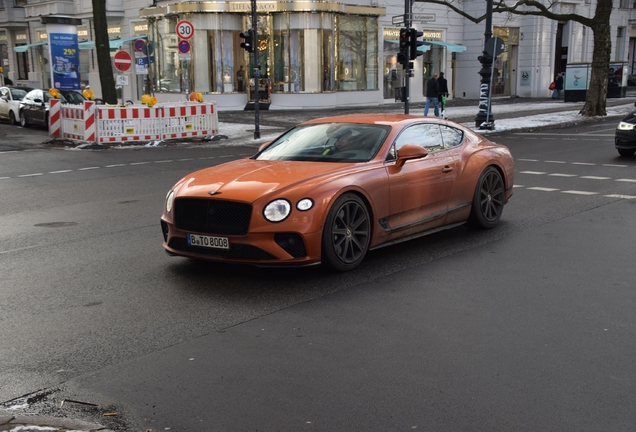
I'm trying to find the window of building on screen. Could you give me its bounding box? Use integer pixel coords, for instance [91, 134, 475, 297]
[616, 27, 626, 61]
[337, 15, 378, 91]
[154, 16, 182, 93]
[383, 28, 404, 100]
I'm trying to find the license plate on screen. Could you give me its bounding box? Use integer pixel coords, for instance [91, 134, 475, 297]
[187, 233, 230, 250]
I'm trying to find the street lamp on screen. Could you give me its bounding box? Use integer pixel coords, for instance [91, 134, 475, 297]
[475, 0, 494, 129]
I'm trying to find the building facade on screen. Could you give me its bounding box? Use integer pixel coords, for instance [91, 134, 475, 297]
[1, 0, 634, 110]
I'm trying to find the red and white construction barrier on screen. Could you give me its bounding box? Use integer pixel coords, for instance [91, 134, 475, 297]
[49, 100, 218, 145]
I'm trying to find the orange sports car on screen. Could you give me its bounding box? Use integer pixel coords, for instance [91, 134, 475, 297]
[161, 114, 514, 271]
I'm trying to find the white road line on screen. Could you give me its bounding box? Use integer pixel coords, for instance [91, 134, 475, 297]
[517, 159, 539, 162]
[49, 170, 72, 174]
[605, 194, 636, 199]
[616, 178, 636, 183]
[545, 160, 567, 164]
[602, 164, 628, 167]
[562, 190, 598, 195]
[18, 173, 43, 177]
[527, 187, 559, 192]
[519, 171, 547, 175]
[513, 184, 525, 188]
[78, 167, 100, 171]
[130, 162, 150, 165]
[178, 158, 194, 161]
[105, 164, 126, 167]
[572, 162, 596, 166]
[0, 151, 18, 154]
[0, 177, 10, 180]
[580, 176, 611, 180]
[548, 173, 578, 177]
[154, 160, 173, 163]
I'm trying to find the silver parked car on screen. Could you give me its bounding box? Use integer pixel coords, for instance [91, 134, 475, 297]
[0, 86, 31, 125]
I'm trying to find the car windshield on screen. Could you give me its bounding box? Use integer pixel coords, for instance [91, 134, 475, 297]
[255, 123, 391, 163]
[61, 91, 85, 104]
[10, 89, 28, 100]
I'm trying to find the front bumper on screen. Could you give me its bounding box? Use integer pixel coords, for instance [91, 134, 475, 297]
[615, 130, 636, 150]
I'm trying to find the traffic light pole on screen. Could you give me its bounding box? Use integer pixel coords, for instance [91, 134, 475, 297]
[403, 0, 412, 114]
[251, 0, 260, 139]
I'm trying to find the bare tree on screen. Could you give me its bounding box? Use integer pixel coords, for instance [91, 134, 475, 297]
[418, 0, 613, 116]
[92, 0, 117, 104]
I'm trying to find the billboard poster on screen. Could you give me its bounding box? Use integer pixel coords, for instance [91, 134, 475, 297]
[564, 65, 589, 90]
[49, 32, 80, 90]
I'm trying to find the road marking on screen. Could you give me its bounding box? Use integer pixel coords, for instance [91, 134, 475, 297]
[0, 177, 10, 180]
[18, 173, 43, 177]
[616, 178, 636, 182]
[580, 176, 611, 180]
[527, 187, 559, 191]
[178, 158, 194, 161]
[49, 170, 72, 174]
[0, 151, 18, 154]
[572, 162, 596, 166]
[513, 184, 524, 188]
[519, 171, 547, 175]
[602, 164, 628, 167]
[517, 158, 539, 162]
[562, 190, 599, 195]
[78, 167, 100, 171]
[548, 173, 578, 177]
[130, 162, 150, 165]
[154, 160, 173, 163]
[545, 160, 567, 164]
[605, 194, 636, 199]
[105, 164, 126, 168]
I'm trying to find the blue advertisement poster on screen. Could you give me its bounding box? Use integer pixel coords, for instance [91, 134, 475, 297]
[50, 32, 80, 90]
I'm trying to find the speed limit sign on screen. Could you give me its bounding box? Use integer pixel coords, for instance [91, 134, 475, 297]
[176, 20, 194, 40]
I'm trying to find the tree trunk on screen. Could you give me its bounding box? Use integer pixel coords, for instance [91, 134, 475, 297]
[580, 0, 613, 117]
[92, 0, 117, 104]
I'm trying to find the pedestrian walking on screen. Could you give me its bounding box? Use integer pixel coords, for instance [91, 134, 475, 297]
[424, 74, 440, 117]
[551, 72, 563, 99]
[437, 72, 449, 119]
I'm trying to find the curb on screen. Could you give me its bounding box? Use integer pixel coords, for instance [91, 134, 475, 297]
[0, 415, 114, 432]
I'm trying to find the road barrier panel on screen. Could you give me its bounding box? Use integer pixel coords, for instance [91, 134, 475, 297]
[50, 100, 218, 145]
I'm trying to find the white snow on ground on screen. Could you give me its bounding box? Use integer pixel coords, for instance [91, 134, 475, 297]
[108, 101, 635, 149]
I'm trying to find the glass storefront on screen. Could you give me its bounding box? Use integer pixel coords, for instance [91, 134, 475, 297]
[382, 28, 403, 100]
[492, 27, 519, 96]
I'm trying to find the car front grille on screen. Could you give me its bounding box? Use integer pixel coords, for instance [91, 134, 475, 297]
[174, 198, 252, 236]
[168, 237, 276, 261]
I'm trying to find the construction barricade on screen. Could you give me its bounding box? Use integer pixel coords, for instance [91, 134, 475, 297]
[49, 100, 218, 145]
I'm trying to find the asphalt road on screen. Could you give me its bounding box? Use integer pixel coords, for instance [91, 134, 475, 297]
[0, 119, 635, 430]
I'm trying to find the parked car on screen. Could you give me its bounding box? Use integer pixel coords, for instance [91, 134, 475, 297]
[160, 114, 515, 271]
[19, 89, 86, 128]
[615, 102, 636, 157]
[0, 86, 31, 125]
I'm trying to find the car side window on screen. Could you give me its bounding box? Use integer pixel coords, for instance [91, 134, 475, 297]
[387, 124, 444, 162]
[440, 125, 464, 149]
[0, 88, 7, 98]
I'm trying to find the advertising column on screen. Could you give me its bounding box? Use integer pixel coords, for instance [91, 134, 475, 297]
[41, 16, 83, 91]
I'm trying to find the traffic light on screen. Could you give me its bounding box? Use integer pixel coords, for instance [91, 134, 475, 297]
[240, 29, 254, 52]
[409, 28, 424, 60]
[398, 28, 409, 67]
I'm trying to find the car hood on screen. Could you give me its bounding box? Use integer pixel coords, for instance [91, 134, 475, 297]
[175, 158, 361, 202]
[620, 111, 636, 124]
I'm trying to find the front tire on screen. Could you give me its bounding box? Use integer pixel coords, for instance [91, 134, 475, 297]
[467, 166, 505, 229]
[9, 111, 16, 125]
[618, 148, 635, 157]
[19, 111, 29, 128]
[321, 193, 371, 272]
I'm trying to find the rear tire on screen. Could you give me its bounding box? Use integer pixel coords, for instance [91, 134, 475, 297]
[9, 111, 16, 125]
[617, 148, 635, 157]
[467, 166, 505, 229]
[321, 193, 371, 272]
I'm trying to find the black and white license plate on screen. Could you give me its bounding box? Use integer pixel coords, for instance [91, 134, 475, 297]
[187, 233, 230, 250]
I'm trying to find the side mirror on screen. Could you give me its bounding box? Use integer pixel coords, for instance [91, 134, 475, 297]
[33, 98, 42, 103]
[396, 144, 428, 167]
[258, 141, 271, 152]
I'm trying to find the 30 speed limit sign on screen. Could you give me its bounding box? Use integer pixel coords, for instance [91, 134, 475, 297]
[176, 20, 194, 40]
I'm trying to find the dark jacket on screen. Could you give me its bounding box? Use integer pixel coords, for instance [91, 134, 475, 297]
[437, 76, 449, 96]
[555, 75, 564, 90]
[426, 78, 440, 98]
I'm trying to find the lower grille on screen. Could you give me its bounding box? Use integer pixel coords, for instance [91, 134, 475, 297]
[168, 237, 276, 261]
[274, 233, 307, 258]
[174, 198, 252, 235]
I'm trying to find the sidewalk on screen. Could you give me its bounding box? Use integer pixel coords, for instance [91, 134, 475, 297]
[210, 93, 636, 149]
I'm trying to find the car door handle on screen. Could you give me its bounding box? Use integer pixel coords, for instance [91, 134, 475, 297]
[442, 166, 453, 173]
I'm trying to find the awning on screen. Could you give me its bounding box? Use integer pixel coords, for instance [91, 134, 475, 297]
[424, 40, 466, 52]
[78, 35, 147, 50]
[14, 42, 46, 52]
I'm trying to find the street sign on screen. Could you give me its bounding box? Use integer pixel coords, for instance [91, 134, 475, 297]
[178, 40, 191, 54]
[134, 39, 145, 52]
[113, 50, 132, 72]
[485, 37, 505, 58]
[178, 53, 191, 61]
[392, 15, 404, 26]
[116, 74, 129, 86]
[411, 13, 436, 22]
[142, 42, 154, 56]
[176, 20, 194, 40]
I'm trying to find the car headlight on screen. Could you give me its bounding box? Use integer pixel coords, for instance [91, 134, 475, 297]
[618, 122, 635, 131]
[263, 199, 291, 222]
[296, 198, 314, 211]
[165, 190, 175, 213]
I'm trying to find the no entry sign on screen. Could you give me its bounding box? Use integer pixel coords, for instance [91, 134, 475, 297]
[113, 50, 132, 72]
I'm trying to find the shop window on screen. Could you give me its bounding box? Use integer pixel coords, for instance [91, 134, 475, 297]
[337, 15, 378, 91]
[154, 16, 182, 93]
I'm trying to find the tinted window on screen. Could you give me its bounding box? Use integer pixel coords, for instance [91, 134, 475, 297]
[440, 125, 464, 149]
[10, 88, 27, 100]
[61, 91, 85, 104]
[395, 124, 444, 152]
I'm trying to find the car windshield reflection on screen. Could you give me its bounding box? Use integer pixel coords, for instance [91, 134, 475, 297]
[255, 123, 391, 163]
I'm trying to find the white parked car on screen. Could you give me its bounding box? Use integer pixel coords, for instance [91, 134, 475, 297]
[0, 86, 31, 125]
